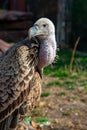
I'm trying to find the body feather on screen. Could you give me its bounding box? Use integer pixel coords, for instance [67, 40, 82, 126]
[0, 38, 41, 129]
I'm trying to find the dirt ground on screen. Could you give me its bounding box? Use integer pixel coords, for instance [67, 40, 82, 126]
[36, 75, 87, 130]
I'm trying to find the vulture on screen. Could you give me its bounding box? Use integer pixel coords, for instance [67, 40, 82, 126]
[0, 18, 57, 130]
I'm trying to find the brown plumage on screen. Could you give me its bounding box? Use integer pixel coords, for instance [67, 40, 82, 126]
[0, 18, 57, 130]
[0, 38, 41, 130]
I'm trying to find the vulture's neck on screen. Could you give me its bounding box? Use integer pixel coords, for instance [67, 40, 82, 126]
[38, 34, 56, 70]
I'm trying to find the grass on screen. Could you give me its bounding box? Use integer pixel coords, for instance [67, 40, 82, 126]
[83, 86, 87, 91]
[51, 68, 69, 78]
[41, 92, 51, 97]
[64, 81, 75, 90]
[79, 80, 87, 86]
[70, 95, 78, 100]
[65, 85, 75, 91]
[47, 81, 61, 87]
[70, 73, 80, 79]
[44, 49, 87, 76]
[58, 91, 66, 96]
[34, 117, 50, 126]
[43, 48, 87, 91]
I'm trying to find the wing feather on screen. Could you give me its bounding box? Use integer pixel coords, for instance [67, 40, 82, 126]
[0, 39, 39, 123]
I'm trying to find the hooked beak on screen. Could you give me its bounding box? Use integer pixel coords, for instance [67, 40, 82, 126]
[29, 26, 48, 40]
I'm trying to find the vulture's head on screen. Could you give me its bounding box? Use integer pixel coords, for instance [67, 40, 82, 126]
[29, 18, 55, 40]
[28, 18, 57, 72]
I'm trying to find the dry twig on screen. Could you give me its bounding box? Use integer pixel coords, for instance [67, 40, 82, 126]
[70, 37, 80, 73]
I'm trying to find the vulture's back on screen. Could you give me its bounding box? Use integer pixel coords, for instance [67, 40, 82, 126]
[0, 38, 41, 130]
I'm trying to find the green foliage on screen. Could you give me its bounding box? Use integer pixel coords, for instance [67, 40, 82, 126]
[64, 81, 75, 85]
[70, 73, 80, 79]
[41, 92, 50, 97]
[51, 68, 69, 78]
[79, 80, 87, 86]
[24, 116, 31, 124]
[44, 67, 53, 75]
[70, 95, 78, 100]
[79, 80, 87, 91]
[47, 81, 61, 87]
[84, 86, 87, 91]
[65, 85, 75, 91]
[58, 91, 66, 96]
[44, 49, 87, 77]
[34, 117, 50, 126]
[24, 116, 51, 126]
[64, 81, 75, 90]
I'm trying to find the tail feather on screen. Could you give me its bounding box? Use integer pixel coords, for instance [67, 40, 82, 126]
[0, 109, 19, 130]
[0, 116, 12, 130]
[9, 109, 19, 129]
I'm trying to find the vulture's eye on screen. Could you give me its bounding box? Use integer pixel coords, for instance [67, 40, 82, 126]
[43, 24, 48, 28]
